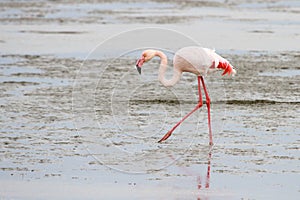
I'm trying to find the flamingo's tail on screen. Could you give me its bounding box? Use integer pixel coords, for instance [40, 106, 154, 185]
[217, 61, 236, 76]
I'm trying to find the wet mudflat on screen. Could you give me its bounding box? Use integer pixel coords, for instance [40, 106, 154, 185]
[1, 0, 300, 199]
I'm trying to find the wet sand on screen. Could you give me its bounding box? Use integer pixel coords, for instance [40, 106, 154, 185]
[1, 0, 300, 199]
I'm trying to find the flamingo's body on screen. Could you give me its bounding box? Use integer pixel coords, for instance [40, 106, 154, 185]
[136, 46, 236, 145]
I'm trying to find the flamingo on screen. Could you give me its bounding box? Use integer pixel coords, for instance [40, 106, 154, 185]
[135, 46, 236, 145]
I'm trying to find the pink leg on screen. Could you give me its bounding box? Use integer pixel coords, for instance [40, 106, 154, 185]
[158, 76, 203, 143]
[200, 77, 213, 146]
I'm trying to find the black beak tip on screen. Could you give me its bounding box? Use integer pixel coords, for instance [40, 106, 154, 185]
[136, 65, 141, 75]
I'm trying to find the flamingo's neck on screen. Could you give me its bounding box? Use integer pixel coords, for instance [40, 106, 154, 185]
[155, 50, 181, 87]
[155, 50, 168, 65]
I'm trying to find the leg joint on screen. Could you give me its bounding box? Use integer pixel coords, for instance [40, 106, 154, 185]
[205, 98, 211, 105]
[197, 101, 203, 108]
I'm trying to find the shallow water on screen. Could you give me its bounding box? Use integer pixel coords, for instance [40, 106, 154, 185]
[1, 0, 300, 199]
[259, 69, 300, 77]
[1, 51, 299, 199]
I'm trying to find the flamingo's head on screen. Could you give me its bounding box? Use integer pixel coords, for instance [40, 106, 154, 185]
[135, 50, 156, 74]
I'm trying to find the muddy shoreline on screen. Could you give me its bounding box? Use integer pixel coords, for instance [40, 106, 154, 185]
[1, 0, 300, 199]
[1, 51, 299, 199]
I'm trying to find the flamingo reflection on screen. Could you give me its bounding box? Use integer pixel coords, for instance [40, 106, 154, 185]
[169, 148, 212, 199]
[197, 151, 212, 200]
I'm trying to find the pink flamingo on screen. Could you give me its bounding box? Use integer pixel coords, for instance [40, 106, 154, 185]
[135, 46, 236, 145]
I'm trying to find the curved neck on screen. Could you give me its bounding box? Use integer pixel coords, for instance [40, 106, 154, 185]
[155, 50, 181, 87]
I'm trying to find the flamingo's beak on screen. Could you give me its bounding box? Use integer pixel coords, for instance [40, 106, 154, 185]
[136, 65, 142, 74]
[135, 58, 144, 75]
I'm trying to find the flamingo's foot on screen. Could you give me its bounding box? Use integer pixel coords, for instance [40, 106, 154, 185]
[158, 131, 172, 143]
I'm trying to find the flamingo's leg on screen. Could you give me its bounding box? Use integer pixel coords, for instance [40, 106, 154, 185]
[200, 77, 213, 146]
[158, 76, 203, 143]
